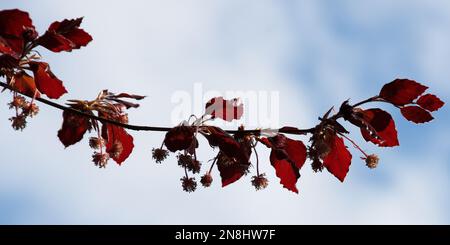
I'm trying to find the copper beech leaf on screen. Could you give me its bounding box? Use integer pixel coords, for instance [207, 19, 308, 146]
[400, 106, 434, 124]
[379, 79, 428, 106]
[0, 9, 34, 37]
[0, 9, 36, 57]
[323, 134, 352, 182]
[29, 61, 67, 99]
[261, 135, 307, 193]
[202, 126, 251, 186]
[202, 126, 247, 163]
[102, 124, 134, 165]
[416, 94, 444, 112]
[164, 126, 196, 152]
[0, 53, 19, 69]
[360, 108, 399, 147]
[216, 151, 251, 187]
[58, 111, 91, 147]
[205, 97, 243, 122]
[11, 72, 40, 98]
[38, 18, 92, 52]
[0, 38, 15, 57]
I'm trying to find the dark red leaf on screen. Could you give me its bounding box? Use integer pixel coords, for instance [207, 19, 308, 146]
[203, 126, 239, 154]
[57, 111, 91, 147]
[258, 137, 272, 147]
[0, 9, 35, 57]
[61, 28, 91, 47]
[0, 38, 15, 56]
[38, 18, 92, 52]
[205, 97, 243, 121]
[164, 126, 196, 152]
[204, 127, 251, 187]
[102, 124, 134, 164]
[39, 33, 72, 52]
[217, 151, 251, 187]
[0, 37, 24, 58]
[323, 134, 352, 182]
[0, 54, 20, 70]
[379, 79, 428, 106]
[0, 9, 34, 38]
[202, 126, 248, 163]
[400, 106, 434, 124]
[29, 61, 67, 99]
[11, 72, 40, 98]
[360, 108, 399, 147]
[416, 94, 444, 112]
[265, 135, 307, 193]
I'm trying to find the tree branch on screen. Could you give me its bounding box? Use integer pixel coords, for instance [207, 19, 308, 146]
[0, 81, 317, 135]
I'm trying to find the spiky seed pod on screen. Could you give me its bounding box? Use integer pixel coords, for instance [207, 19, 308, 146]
[251, 173, 269, 190]
[177, 153, 193, 168]
[92, 152, 110, 168]
[200, 173, 213, 187]
[8, 95, 26, 109]
[365, 154, 379, 169]
[180, 176, 197, 192]
[89, 137, 105, 149]
[23, 103, 39, 117]
[9, 114, 27, 131]
[152, 148, 169, 163]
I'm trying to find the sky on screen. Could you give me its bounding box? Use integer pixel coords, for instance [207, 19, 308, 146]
[0, 0, 449, 224]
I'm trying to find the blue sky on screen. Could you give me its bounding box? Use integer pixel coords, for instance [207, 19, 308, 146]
[0, 0, 449, 224]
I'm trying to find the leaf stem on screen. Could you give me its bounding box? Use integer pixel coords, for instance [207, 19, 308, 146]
[352, 96, 379, 107]
[208, 157, 217, 174]
[184, 165, 189, 178]
[252, 144, 260, 176]
[339, 133, 368, 158]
